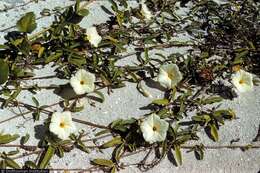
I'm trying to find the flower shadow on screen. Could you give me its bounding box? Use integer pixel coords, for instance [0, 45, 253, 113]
[53, 83, 77, 100]
[144, 78, 166, 92]
[34, 124, 47, 141]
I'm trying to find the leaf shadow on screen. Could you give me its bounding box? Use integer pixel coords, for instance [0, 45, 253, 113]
[34, 124, 47, 141]
[204, 126, 215, 141]
[167, 149, 178, 167]
[252, 124, 260, 142]
[144, 78, 166, 92]
[53, 83, 77, 100]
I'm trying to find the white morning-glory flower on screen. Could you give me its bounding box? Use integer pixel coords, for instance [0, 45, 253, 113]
[212, 0, 228, 5]
[231, 69, 253, 93]
[141, 2, 153, 21]
[70, 69, 95, 95]
[140, 114, 169, 144]
[49, 111, 76, 140]
[86, 26, 102, 47]
[157, 64, 183, 89]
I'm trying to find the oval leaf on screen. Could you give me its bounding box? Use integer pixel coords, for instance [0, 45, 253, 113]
[152, 99, 169, 105]
[92, 159, 114, 168]
[38, 145, 55, 168]
[100, 137, 122, 149]
[0, 134, 19, 144]
[5, 158, 20, 169]
[16, 12, 37, 33]
[209, 124, 219, 142]
[174, 145, 182, 166]
[0, 59, 9, 85]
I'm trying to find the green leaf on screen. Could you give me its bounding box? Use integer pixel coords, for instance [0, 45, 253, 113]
[152, 99, 169, 105]
[20, 133, 30, 145]
[202, 96, 223, 105]
[0, 59, 9, 85]
[0, 134, 20, 144]
[77, 9, 89, 16]
[76, 140, 89, 153]
[174, 145, 182, 166]
[114, 143, 124, 161]
[24, 161, 37, 168]
[16, 12, 37, 33]
[93, 91, 105, 103]
[5, 158, 20, 169]
[0, 45, 9, 49]
[0, 160, 6, 169]
[95, 129, 110, 136]
[68, 55, 86, 67]
[32, 97, 39, 107]
[209, 124, 219, 142]
[75, 0, 80, 12]
[7, 150, 19, 156]
[100, 137, 123, 149]
[92, 159, 114, 167]
[214, 109, 236, 120]
[137, 81, 152, 98]
[233, 50, 248, 64]
[45, 52, 63, 63]
[110, 118, 136, 132]
[38, 145, 55, 168]
[194, 146, 204, 160]
[108, 0, 118, 12]
[110, 166, 116, 173]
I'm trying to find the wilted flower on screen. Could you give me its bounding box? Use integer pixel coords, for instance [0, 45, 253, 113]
[140, 114, 169, 144]
[86, 26, 102, 47]
[49, 111, 76, 140]
[231, 69, 253, 92]
[157, 64, 183, 89]
[70, 69, 95, 95]
[141, 2, 153, 21]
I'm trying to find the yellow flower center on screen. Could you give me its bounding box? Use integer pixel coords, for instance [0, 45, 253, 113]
[239, 79, 245, 84]
[87, 35, 92, 41]
[59, 122, 66, 128]
[152, 124, 160, 132]
[80, 80, 85, 85]
[167, 73, 175, 80]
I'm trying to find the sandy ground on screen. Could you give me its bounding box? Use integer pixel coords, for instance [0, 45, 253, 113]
[0, 0, 259, 172]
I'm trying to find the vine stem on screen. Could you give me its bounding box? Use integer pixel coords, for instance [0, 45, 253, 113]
[2, 143, 260, 150]
[181, 145, 260, 149]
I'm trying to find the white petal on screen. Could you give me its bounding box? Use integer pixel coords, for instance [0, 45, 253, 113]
[158, 64, 183, 88]
[141, 3, 153, 20]
[157, 69, 172, 89]
[70, 69, 96, 95]
[70, 76, 84, 95]
[49, 122, 68, 140]
[57, 130, 69, 140]
[86, 27, 102, 47]
[231, 70, 253, 93]
[140, 114, 169, 143]
[141, 123, 156, 144]
[50, 112, 61, 123]
[62, 111, 73, 123]
[49, 111, 76, 140]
